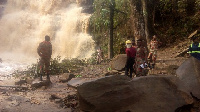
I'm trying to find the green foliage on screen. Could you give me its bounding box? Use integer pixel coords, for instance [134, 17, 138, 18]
[155, 0, 200, 45]
[90, 0, 200, 50]
[89, 0, 132, 56]
[12, 55, 98, 79]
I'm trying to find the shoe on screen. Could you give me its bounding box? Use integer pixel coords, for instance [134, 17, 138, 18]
[40, 74, 43, 81]
[152, 64, 155, 69]
[47, 74, 50, 81]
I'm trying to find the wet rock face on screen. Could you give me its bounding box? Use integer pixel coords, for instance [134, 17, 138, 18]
[76, 0, 94, 14]
[176, 57, 200, 98]
[77, 75, 188, 112]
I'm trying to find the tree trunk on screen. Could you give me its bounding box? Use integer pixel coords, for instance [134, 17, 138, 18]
[129, 0, 147, 47]
[141, 0, 156, 46]
[108, 0, 115, 59]
[130, 0, 156, 49]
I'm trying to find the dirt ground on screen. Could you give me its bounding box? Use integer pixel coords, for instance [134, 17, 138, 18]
[0, 46, 189, 112]
[0, 76, 77, 112]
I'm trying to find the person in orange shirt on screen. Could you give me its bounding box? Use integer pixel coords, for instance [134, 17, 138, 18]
[147, 35, 161, 69]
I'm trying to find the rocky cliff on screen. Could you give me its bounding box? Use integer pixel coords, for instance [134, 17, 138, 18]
[76, 0, 94, 14]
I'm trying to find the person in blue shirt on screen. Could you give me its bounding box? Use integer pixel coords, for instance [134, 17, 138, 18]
[188, 30, 200, 60]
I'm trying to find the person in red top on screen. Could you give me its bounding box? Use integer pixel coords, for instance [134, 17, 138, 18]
[37, 35, 52, 81]
[125, 40, 136, 78]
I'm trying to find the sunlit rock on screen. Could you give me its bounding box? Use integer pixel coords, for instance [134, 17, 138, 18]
[110, 54, 127, 71]
[176, 57, 200, 98]
[77, 75, 188, 112]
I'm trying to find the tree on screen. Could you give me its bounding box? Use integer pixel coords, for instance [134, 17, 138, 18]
[129, 0, 156, 48]
[142, 0, 156, 45]
[108, 0, 115, 59]
[90, 0, 132, 58]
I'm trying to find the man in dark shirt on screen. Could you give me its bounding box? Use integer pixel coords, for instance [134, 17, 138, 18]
[37, 35, 52, 81]
[188, 30, 200, 61]
[125, 40, 136, 78]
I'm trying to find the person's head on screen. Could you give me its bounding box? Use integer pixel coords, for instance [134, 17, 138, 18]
[190, 30, 200, 43]
[131, 39, 135, 46]
[192, 36, 199, 43]
[45, 35, 50, 41]
[126, 40, 132, 48]
[136, 39, 142, 47]
[152, 35, 157, 40]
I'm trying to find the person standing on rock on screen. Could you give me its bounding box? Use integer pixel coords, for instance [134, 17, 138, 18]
[37, 35, 52, 81]
[188, 30, 200, 61]
[135, 39, 148, 77]
[125, 40, 136, 78]
[147, 35, 162, 69]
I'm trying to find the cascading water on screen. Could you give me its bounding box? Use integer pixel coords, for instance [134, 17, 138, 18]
[0, 0, 95, 75]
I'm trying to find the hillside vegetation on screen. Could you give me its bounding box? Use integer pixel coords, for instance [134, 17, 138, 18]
[89, 0, 200, 56]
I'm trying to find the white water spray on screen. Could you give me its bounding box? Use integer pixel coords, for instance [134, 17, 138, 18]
[0, 0, 95, 75]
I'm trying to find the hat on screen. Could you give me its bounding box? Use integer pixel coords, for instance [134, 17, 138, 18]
[126, 40, 132, 44]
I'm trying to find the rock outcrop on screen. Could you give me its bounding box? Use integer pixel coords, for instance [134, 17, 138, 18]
[176, 57, 200, 98]
[110, 54, 127, 71]
[77, 75, 188, 112]
[76, 0, 94, 14]
[0, 0, 7, 4]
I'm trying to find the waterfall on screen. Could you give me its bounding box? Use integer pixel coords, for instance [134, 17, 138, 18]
[0, 0, 94, 63]
[0, 0, 95, 75]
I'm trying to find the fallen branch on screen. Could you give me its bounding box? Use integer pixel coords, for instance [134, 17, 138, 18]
[175, 48, 188, 57]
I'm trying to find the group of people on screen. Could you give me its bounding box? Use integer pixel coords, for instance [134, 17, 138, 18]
[36, 34, 161, 80]
[125, 35, 161, 78]
[125, 29, 200, 78]
[37, 29, 200, 81]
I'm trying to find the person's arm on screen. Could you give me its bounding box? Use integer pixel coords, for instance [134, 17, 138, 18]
[144, 47, 148, 67]
[37, 43, 42, 57]
[149, 41, 151, 49]
[188, 45, 192, 54]
[126, 49, 131, 61]
[50, 43, 52, 56]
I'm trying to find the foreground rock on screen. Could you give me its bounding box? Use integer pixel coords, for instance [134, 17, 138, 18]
[176, 57, 200, 98]
[77, 75, 188, 112]
[68, 78, 96, 88]
[31, 80, 51, 89]
[110, 54, 127, 71]
[59, 73, 75, 83]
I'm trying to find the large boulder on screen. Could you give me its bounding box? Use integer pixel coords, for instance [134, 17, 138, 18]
[77, 75, 189, 112]
[110, 54, 127, 71]
[0, 0, 7, 4]
[176, 57, 200, 97]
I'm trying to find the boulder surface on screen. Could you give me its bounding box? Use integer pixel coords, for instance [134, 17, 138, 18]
[78, 75, 188, 112]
